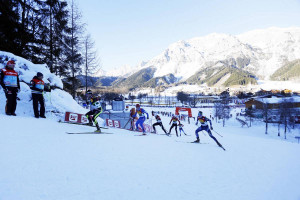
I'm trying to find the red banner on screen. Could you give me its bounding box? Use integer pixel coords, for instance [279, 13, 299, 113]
[65, 112, 89, 124]
[106, 119, 121, 128]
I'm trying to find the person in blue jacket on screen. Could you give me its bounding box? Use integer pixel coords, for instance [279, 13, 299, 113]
[132, 104, 149, 135]
[194, 111, 224, 150]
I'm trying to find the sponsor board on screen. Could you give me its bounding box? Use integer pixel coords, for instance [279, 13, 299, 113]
[106, 119, 121, 128]
[65, 112, 88, 124]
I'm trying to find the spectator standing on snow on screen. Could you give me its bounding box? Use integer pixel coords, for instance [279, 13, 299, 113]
[0, 60, 20, 116]
[152, 111, 167, 134]
[30, 72, 51, 118]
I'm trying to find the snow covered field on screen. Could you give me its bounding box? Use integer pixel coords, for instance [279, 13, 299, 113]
[1, 106, 300, 200]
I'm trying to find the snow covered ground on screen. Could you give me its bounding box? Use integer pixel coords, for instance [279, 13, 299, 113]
[1, 106, 300, 200]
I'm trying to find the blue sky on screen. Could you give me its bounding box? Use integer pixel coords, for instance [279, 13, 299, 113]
[79, 0, 300, 72]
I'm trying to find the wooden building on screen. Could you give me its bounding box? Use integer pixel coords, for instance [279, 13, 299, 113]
[245, 96, 300, 110]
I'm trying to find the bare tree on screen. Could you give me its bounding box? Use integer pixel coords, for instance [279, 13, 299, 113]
[245, 107, 255, 127]
[128, 94, 135, 105]
[213, 101, 222, 123]
[262, 103, 271, 134]
[137, 93, 144, 105]
[157, 93, 161, 106]
[166, 97, 171, 107]
[278, 99, 294, 139]
[148, 97, 154, 107]
[83, 34, 100, 102]
[189, 94, 199, 108]
[220, 99, 231, 127]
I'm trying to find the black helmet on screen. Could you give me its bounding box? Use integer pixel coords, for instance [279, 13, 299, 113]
[37, 72, 43, 77]
[198, 111, 203, 116]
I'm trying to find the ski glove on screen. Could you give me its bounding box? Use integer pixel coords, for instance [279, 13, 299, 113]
[210, 126, 213, 130]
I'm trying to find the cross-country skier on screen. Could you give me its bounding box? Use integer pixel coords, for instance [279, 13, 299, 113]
[0, 60, 20, 116]
[194, 111, 224, 149]
[178, 123, 187, 136]
[132, 104, 149, 135]
[128, 107, 137, 131]
[85, 95, 103, 132]
[169, 114, 180, 137]
[152, 111, 167, 134]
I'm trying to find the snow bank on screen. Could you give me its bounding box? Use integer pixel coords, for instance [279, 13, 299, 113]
[0, 51, 87, 119]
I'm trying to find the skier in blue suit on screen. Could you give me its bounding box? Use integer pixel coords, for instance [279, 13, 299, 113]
[194, 111, 224, 150]
[132, 104, 149, 135]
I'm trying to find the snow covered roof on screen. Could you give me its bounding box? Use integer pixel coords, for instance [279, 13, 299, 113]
[254, 96, 300, 104]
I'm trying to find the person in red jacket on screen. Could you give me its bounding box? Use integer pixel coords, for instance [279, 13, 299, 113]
[0, 60, 20, 116]
[169, 114, 180, 137]
[30, 72, 50, 118]
[152, 111, 167, 134]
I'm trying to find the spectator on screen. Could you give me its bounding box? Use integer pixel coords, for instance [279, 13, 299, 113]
[0, 60, 20, 116]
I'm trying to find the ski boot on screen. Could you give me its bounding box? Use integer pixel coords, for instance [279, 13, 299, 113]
[193, 137, 200, 143]
[94, 129, 101, 133]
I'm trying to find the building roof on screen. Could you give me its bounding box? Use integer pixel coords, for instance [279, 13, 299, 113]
[253, 96, 300, 104]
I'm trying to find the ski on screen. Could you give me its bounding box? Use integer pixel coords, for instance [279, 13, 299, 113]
[134, 134, 148, 136]
[155, 133, 171, 136]
[66, 131, 113, 134]
[59, 121, 108, 129]
[188, 141, 226, 150]
[190, 141, 208, 144]
[175, 140, 208, 144]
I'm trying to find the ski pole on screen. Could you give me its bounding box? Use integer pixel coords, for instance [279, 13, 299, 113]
[212, 129, 223, 137]
[123, 118, 132, 129]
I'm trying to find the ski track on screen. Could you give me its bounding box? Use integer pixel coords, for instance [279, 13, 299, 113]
[0, 107, 300, 200]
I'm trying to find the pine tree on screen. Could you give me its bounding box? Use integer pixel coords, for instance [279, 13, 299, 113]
[64, 0, 84, 98]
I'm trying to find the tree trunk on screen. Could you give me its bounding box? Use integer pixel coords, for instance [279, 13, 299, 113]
[49, 3, 53, 73]
[284, 120, 287, 139]
[85, 40, 88, 103]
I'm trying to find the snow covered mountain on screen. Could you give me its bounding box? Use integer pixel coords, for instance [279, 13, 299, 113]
[0, 51, 86, 118]
[103, 27, 300, 89]
[94, 63, 144, 78]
